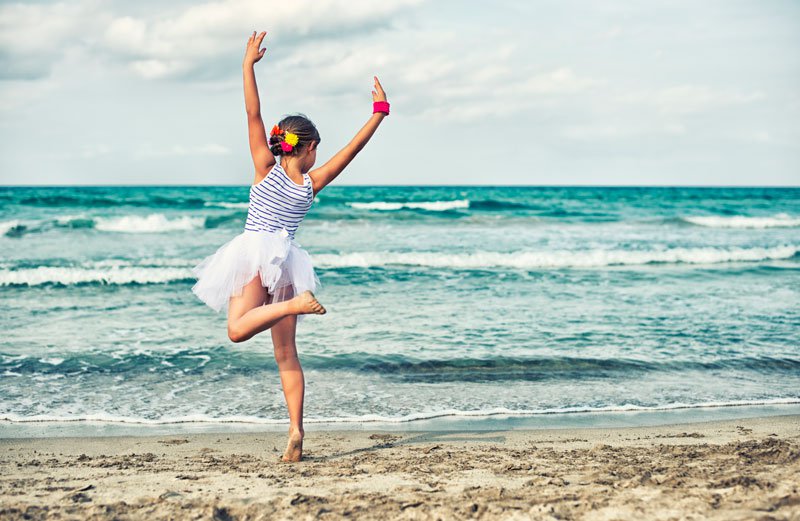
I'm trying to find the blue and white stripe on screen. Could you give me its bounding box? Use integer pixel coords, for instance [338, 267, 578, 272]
[244, 163, 313, 239]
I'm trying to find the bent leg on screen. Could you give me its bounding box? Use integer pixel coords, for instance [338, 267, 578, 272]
[227, 275, 294, 343]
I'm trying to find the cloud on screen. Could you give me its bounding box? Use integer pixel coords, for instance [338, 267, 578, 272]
[1, 1, 796, 185]
[555, 84, 766, 142]
[560, 121, 687, 141]
[0, 78, 59, 111]
[0, 0, 109, 80]
[268, 29, 603, 122]
[751, 131, 771, 143]
[1, 0, 602, 123]
[598, 25, 623, 40]
[0, 0, 425, 81]
[100, 0, 426, 80]
[79, 144, 112, 159]
[134, 143, 231, 158]
[616, 84, 765, 115]
[413, 66, 602, 122]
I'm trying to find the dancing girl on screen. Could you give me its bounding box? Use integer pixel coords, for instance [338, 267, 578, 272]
[192, 30, 390, 462]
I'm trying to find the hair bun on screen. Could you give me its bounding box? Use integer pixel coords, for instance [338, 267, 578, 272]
[267, 114, 321, 157]
[269, 141, 284, 157]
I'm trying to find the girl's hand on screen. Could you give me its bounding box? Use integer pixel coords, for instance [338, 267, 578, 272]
[243, 31, 267, 67]
[372, 76, 387, 102]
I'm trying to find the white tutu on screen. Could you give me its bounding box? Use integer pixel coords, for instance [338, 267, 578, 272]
[191, 228, 321, 321]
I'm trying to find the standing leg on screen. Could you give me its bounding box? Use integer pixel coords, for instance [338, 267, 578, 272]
[227, 275, 325, 343]
[269, 285, 306, 462]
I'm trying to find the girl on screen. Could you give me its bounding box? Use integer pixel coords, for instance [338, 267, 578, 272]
[191, 30, 390, 462]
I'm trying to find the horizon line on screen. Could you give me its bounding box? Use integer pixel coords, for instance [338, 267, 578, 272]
[2, 184, 799, 189]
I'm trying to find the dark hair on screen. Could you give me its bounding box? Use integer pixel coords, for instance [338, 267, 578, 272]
[268, 113, 321, 157]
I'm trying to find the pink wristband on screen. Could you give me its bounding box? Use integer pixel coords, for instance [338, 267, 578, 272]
[373, 101, 390, 115]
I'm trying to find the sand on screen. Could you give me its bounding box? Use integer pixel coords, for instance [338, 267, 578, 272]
[1, 415, 799, 520]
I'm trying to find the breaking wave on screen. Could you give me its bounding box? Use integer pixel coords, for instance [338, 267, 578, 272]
[347, 200, 470, 211]
[682, 214, 800, 229]
[94, 214, 205, 233]
[2, 244, 796, 286]
[315, 245, 800, 269]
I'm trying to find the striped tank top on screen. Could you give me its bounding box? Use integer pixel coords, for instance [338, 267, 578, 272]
[244, 163, 314, 239]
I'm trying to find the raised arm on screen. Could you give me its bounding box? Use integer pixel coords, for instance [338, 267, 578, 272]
[308, 77, 389, 195]
[243, 31, 276, 183]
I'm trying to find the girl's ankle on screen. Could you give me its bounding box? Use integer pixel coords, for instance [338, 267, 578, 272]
[284, 296, 300, 315]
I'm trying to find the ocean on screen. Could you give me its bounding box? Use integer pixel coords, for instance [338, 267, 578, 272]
[1, 186, 799, 435]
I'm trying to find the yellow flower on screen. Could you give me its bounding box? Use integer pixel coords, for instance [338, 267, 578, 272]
[284, 132, 299, 146]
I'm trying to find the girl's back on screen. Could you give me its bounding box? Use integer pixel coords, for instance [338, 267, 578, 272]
[245, 163, 313, 239]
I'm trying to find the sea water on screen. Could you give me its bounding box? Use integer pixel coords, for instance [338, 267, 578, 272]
[1, 186, 799, 434]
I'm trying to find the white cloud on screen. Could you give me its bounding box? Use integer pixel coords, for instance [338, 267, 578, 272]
[663, 123, 686, 135]
[560, 121, 687, 141]
[79, 144, 112, 159]
[134, 143, 231, 158]
[616, 84, 765, 115]
[0, 79, 59, 111]
[556, 84, 766, 142]
[752, 131, 771, 143]
[0, 0, 109, 79]
[130, 59, 192, 80]
[411, 66, 602, 122]
[267, 27, 603, 123]
[0, 1, 797, 185]
[0, 0, 425, 80]
[598, 26, 623, 39]
[100, 0, 425, 80]
[560, 124, 631, 140]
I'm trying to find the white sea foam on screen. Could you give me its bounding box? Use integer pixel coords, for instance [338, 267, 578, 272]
[0, 267, 191, 286]
[683, 213, 800, 229]
[2, 244, 795, 286]
[183, 354, 211, 368]
[0, 220, 21, 235]
[314, 245, 799, 269]
[3, 398, 799, 425]
[54, 214, 90, 226]
[347, 199, 470, 211]
[92, 258, 197, 268]
[205, 201, 249, 209]
[94, 213, 205, 233]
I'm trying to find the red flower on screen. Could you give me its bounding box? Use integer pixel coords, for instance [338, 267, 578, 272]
[270, 125, 282, 136]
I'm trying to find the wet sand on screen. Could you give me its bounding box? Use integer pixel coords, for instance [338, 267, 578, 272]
[1, 415, 799, 520]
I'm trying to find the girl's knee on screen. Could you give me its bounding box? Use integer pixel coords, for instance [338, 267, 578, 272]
[228, 324, 254, 343]
[227, 327, 243, 343]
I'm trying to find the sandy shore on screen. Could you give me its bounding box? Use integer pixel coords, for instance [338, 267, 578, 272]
[1, 415, 799, 520]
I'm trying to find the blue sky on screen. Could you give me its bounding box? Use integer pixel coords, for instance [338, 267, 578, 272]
[0, 0, 798, 186]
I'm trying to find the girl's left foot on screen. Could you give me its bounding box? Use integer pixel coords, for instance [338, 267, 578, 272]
[291, 291, 326, 315]
[281, 427, 304, 462]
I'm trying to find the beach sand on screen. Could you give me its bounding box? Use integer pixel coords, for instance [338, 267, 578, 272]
[1, 415, 798, 520]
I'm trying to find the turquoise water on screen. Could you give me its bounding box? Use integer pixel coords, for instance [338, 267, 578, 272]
[1, 186, 799, 429]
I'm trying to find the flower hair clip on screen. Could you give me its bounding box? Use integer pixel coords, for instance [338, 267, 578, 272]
[270, 125, 299, 153]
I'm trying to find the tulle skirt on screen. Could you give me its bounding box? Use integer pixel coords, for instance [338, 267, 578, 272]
[191, 228, 321, 321]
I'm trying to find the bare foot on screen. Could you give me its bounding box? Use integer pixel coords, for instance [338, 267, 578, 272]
[292, 290, 326, 315]
[281, 428, 304, 462]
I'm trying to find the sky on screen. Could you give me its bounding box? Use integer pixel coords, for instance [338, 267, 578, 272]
[0, 0, 798, 186]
